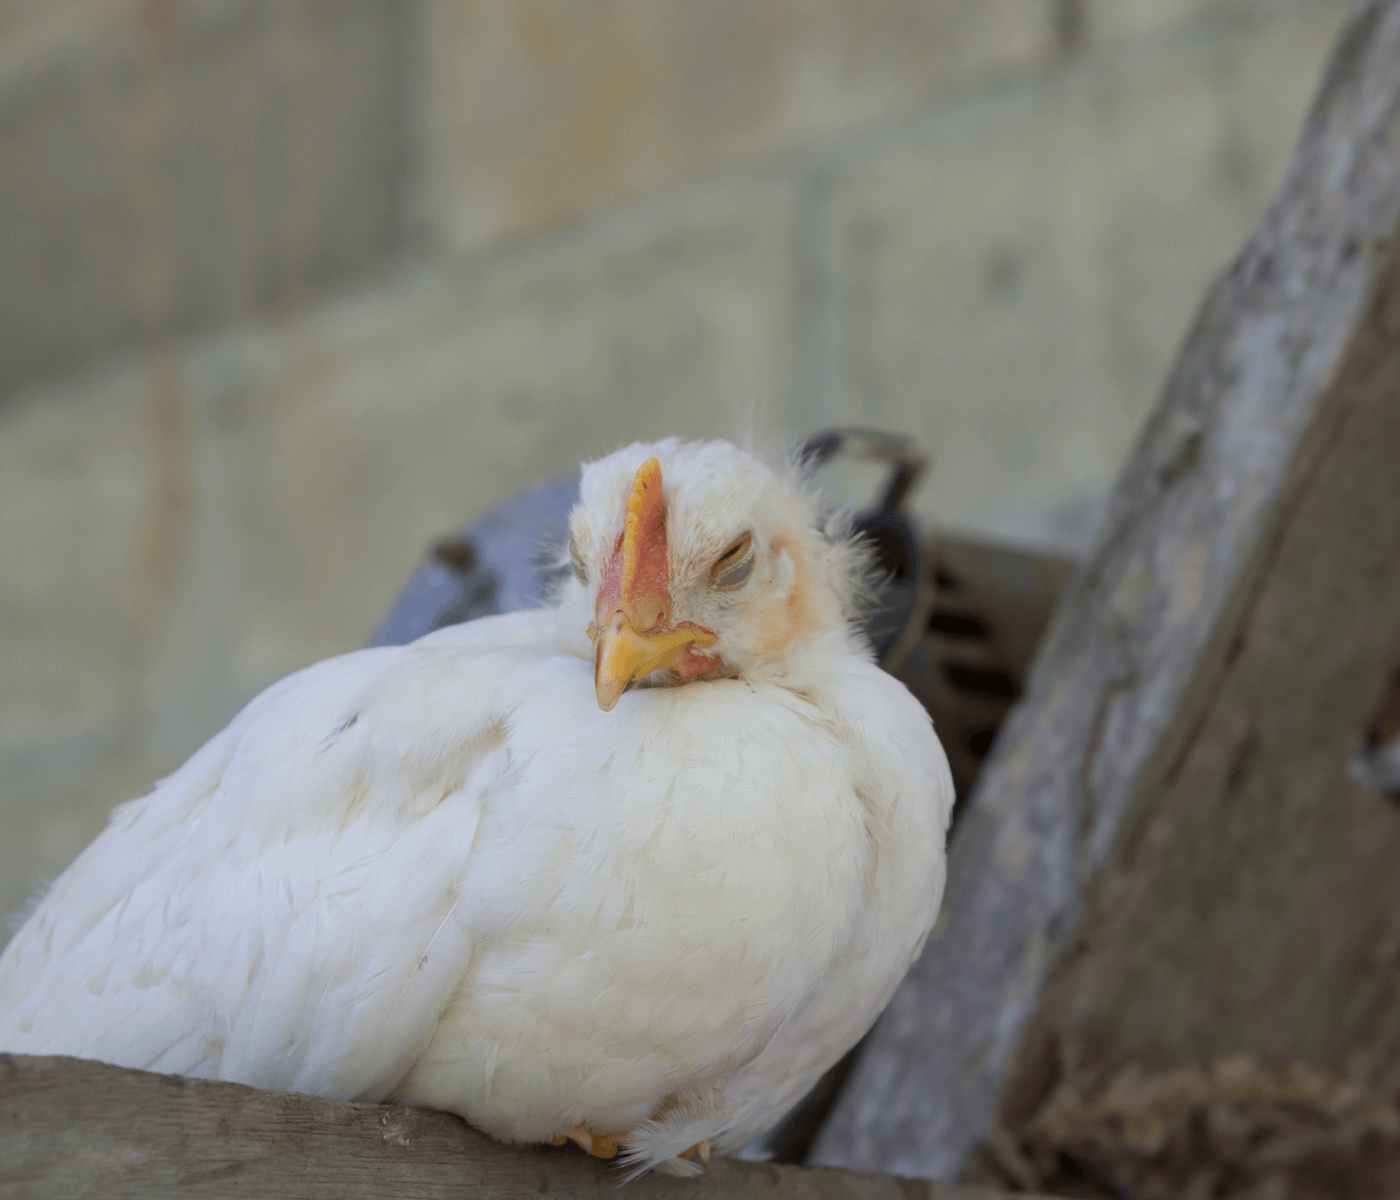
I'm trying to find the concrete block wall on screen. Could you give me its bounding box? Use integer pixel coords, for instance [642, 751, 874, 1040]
[0, 0, 1350, 921]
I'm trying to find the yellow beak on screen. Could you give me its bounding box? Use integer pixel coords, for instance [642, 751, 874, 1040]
[593, 611, 717, 711]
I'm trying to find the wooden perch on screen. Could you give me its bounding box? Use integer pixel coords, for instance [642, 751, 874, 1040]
[812, 0, 1400, 1189]
[0, 1054, 1062, 1199]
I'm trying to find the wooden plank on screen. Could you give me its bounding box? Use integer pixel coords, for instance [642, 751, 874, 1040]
[0, 1054, 1057, 1200]
[810, 0, 1400, 1183]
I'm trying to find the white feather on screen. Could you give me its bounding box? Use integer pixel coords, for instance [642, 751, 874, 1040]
[0, 439, 953, 1175]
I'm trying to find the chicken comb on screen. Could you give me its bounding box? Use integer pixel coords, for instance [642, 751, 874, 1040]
[620, 457, 664, 598]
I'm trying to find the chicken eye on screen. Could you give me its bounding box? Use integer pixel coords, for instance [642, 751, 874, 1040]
[569, 539, 588, 584]
[711, 532, 754, 591]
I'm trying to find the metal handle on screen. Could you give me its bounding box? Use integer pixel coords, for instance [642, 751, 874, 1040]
[797, 427, 926, 512]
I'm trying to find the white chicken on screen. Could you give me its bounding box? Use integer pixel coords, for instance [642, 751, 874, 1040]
[0, 437, 952, 1176]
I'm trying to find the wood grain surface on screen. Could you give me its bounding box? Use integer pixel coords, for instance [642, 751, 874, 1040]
[0, 1054, 1058, 1199]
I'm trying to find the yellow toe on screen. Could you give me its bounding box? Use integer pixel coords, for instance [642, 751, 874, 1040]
[554, 1126, 627, 1160]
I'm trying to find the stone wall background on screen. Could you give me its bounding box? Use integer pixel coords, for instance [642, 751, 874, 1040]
[0, 0, 1351, 924]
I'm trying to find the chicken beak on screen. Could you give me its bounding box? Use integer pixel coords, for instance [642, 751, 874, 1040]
[593, 610, 717, 712]
[590, 456, 717, 711]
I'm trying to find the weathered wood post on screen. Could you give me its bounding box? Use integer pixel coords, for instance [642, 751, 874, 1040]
[812, 2, 1400, 1193]
[0, 1053, 1058, 1199]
